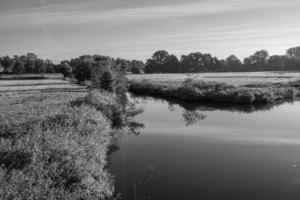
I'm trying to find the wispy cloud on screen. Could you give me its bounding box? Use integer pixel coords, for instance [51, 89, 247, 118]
[1, 0, 299, 28]
[1, 0, 300, 61]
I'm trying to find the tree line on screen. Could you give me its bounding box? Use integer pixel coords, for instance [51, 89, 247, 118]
[1, 46, 300, 75]
[0, 53, 145, 75]
[144, 46, 300, 73]
[0, 53, 56, 74]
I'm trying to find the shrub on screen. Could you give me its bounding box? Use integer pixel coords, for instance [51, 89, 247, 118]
[73, 63, 92, 82]
[235, 90, 255, 104]
[59, 63, 73, 78]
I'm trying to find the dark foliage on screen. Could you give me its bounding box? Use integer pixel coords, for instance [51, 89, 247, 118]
[129, 79, 299, 105]
[144, 46, 300, 73]
[0, 53, 56, 74]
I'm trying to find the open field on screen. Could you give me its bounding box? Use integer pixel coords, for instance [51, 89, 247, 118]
[0, 73, 64, 80]
[128, 72, 300, 86]
[0, 75, 87, 93]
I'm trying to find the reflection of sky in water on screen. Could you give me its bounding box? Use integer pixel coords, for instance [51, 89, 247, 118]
[136, 97, 300, 145]
[110, 97, 300, 200]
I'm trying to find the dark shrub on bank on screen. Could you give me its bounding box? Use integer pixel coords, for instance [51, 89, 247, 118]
[129, 79, 299, 105]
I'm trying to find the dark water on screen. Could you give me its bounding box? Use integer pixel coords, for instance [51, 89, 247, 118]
[110, 95, 300, 200]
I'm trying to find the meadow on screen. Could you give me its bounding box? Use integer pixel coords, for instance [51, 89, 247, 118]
[128, 72, 300, 86]
[0, 74, 86, 93]
[0, 75, 120, 199]
[128, 72, 300, 104]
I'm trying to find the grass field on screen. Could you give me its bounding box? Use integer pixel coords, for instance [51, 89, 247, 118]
[0, 75, 118, 199]
[128, 72, 300, 104]
[0, 74, 87, 93]
[0, 73, 64, 80]
[128, 72, 300, 86]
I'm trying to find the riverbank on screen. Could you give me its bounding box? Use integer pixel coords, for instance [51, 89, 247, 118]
[0, 79, 121, 199]
[128, 78, 300, 104]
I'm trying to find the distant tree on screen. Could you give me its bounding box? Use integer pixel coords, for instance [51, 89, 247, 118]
[151, 50, 170, 65]
[0, 62, 3, 73]
[0, 56, 13, 73]
[35, 59, 46, 73]
[130, 60, 144, 74]
[267, 55, 285, 71]
[244, 50, 269, 71]
[254, 50, 269, 64]
[286, 46, 300, 60]
[72, 61, 92, 82]
[24, 53, 37, 73]
[131, 65, 141, 74]
[59, 61, 73, 78]
[44, 59, 54, 73]
[226, 55, 243, 71]
[164, 54, 180, 73]
[11, 60, 25, 74]
[145, 50, 178, 73]
[180, 52, 204, 72]
[285, 46, 300, 70]
[115, 58, 131, 71]
[180, 52, 216, 72]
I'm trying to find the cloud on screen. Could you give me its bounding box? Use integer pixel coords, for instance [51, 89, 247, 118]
[1, 0, 300, 61]
[1, 0, 299, 28]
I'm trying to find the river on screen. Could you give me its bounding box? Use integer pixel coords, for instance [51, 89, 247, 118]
[109, 95, 300, 200]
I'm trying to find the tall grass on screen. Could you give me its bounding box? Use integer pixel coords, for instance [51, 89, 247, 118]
[129, 78, 300, 104]
[0, 91, 119, 200]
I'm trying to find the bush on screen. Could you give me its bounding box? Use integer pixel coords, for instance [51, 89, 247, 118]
[73, 63, 92, 82]
[59, 63, 73, 78]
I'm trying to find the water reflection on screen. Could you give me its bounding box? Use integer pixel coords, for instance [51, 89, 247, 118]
[132, 93, 282, 114]
[110, 94, 300, 200]
[133, 164, 155, 200]
[182, 110, 207, 126]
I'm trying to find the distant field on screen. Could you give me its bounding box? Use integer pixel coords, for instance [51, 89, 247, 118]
[0, 74, 87, 93]
[0, 73, 63, 80]
[128, 72, 300, 86]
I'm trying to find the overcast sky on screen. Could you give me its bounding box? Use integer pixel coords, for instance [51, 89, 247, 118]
[1, 0, 300, 63]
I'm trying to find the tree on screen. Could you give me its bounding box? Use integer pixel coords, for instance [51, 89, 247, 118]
[24, 53, 38, 73]
[35, 59, 46, 73]
[267, 55, 285, 71]
[0, 62, 4, 73]
[44, 59, 54, 73]
[226, 55, 243, 71]
[285, 46, 300, 70]
[145, 50, 173, 73]
[254, 50, 269, 65]
[180, 52, 208, 72]
[11, 60, 25, 74]
[72, 61, 92, 82]
[151, 50, 170, 65]
[244, 50, 269, 71]
[59, 62, 73, 78]
[286, 46, 300, 60]
[130, 60, 144, 74]
[0, 56, 13, 73]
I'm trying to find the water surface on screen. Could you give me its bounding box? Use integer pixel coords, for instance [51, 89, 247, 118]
[110, 96, 300, 200]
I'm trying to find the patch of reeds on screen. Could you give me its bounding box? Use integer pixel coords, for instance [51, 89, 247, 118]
[129, 78, 300, 104]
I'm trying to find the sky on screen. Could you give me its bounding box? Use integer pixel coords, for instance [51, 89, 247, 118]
[1, 0, 300, 63]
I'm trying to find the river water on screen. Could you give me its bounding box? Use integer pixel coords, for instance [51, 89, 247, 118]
[109, 95, 300, 200]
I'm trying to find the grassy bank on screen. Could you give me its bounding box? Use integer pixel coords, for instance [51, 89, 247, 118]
[129, 78, 300, 104]
[0, 89, 121, 199]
